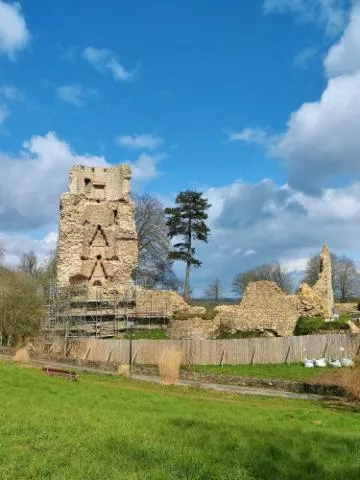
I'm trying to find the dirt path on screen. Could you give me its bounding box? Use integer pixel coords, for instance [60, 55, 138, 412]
[0, 353, 325, 401]
[131, 374, 325, 400]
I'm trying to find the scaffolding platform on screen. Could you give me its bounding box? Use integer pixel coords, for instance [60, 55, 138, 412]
[41, 283, 170, 338]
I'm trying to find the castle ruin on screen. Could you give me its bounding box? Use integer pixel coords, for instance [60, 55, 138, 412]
[214, 244, 335, 337]
[57, 164, 138, 293]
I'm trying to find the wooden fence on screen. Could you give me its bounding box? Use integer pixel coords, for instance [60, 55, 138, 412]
[66, 333, 360, 365]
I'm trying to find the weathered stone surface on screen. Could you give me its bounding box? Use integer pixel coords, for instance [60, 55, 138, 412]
[215, 281, 299, 336]
[335, 302, 358, 315]
[169, 317, 220, 340]
[57, 164, 138, 293]
[136, 288, 206, 317]
[297, 244, 334, 318]
[212, 244, 335, 337]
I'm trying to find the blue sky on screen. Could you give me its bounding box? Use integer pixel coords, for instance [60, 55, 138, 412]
[1, 0, 360, 295]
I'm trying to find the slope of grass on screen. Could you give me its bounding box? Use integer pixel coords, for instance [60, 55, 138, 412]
[1, 362, 360, 479]
[184, 363, 338, 382]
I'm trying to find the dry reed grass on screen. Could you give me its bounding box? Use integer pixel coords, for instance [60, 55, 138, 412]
[158, 346, 183, 385]
[317, 364, 360, 401]
[118, 364, 130, 377]
[14, 347, 29, 363]
[339, 367, 360, 401]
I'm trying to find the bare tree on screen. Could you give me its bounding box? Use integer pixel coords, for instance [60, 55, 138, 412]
[204, 278, 223, 304]
[334, 255, 358, 302]
[134, 193, 180, 290]
[18, 250, 39, 278]
[0, 245, 4, 265]
[232, 262, 293, 297]
[302, 252, 337, 287]
[37, 250, 57, 290]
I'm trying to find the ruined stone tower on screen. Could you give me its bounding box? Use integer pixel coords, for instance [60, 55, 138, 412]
[57, 164, 138, 292]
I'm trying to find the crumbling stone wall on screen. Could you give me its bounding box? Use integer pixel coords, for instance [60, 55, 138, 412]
[215, 281, 299, 336]
[57, 164, 138, 292]
[136, 288, 206, 317]
[213, 244, 335, 337]
[297, 244, 334, 318]
[169, 317, 220, 340]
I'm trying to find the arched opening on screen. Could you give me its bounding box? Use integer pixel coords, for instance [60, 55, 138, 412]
[113, 209, 118, 224]
[93, 280, 102, 286]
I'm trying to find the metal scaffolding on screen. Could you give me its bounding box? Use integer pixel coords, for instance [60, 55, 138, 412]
[41, 282, 170, 339]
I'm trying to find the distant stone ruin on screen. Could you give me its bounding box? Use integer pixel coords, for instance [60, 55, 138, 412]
[54, 166, 334, 339]
[215, 281, 299, 336]
[214, 244, 335, 337]
[57, 165, 138, 293]
[48, 164, 202, 338]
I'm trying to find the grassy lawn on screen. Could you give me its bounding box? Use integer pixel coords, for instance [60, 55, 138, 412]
[1, 362, 360, 479]
[123, 329, 168, 340]
[183, 363, 339, 382]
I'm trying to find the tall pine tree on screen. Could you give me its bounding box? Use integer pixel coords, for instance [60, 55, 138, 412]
[164, 190, 211, 299]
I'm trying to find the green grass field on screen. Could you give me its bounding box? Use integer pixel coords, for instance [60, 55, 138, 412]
[1, 361, 360, 479]
[184, 363, 338, 382]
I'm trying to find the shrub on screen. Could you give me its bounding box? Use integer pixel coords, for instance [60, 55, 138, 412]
[158, 346, 183, 385]
[294, 316, 350, 335]
[0, 267, 44, 346]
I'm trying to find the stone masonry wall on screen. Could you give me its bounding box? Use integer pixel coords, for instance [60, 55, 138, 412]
[136, 288, 206, 317]
[57, 164, 138, 293]
[297, 244, 334, 318]
[215, 281, 299, 336]
[213, 244, 335, 337]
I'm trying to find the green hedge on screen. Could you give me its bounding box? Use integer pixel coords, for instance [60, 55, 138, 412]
[294, 316, 350, 336]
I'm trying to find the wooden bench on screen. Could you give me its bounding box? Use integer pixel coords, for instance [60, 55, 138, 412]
[42, 367, 78, 381]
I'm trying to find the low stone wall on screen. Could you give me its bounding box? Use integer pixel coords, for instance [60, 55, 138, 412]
[169, 318, 220, 340]
[135, 288, 206, 317]
[215, 281, 299, 336]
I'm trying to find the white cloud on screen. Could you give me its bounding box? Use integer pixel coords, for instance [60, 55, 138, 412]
[117, 133, 164, 150]
[0, 229, 58, 267]
[263, 0, 349, 37]
[0, 0, 30, 58]
[56, 85, 96, 107]
[0, 133, 162, 266]
[0, 131, 108, 230]
[244, 249, 256, 257]
[325, 5, 360, 77]
[83, 46, 134, 82]
[282, 257, 309, 272]
[188, 178, 360, 295]
[234, 3, 360, 193]
[227, 128, 276, 147]
[273, 71, 360, 192]
[130, 153, 163, 182]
